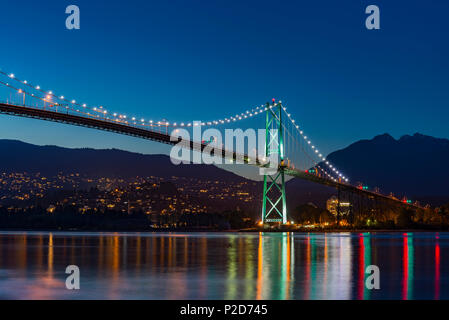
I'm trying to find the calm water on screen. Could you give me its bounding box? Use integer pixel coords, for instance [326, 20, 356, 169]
[0, 231, 447, 300]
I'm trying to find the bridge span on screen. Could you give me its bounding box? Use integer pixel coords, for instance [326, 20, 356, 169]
[0, 102, 418, 210]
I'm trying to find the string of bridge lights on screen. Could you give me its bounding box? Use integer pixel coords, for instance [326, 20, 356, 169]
[0, 69, 348, 183]
[279, 102, 349, 183]
[0, 69, 269, 129]
[0, 70, 111, 118]
[250, 100, 344, 183]
[269, 104, 339, 182]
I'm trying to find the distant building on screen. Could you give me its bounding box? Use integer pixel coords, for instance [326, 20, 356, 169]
[326, 196, 351, 216]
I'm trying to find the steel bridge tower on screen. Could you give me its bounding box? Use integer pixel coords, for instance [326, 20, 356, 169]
[261, 101, 288, 225]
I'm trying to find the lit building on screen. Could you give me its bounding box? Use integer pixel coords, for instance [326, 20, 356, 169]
[326, 196, 351, 216]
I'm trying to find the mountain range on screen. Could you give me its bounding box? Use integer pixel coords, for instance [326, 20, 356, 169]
[1, 133, 448, 206]
[323, 133, 449, 205]
[0, 139, 244, 182]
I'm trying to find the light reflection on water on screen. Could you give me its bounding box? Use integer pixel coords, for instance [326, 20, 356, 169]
[0, 231, 447, 300]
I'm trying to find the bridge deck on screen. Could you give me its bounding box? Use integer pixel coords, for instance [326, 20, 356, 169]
[0, 102, 417, 208]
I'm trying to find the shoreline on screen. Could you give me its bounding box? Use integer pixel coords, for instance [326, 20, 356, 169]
[0, 227, 448, 233]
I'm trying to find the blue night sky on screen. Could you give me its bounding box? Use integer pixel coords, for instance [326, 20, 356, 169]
[0, 0, 448, 157]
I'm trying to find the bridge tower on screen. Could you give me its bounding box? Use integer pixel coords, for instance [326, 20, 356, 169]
[261, 100, 288, 225]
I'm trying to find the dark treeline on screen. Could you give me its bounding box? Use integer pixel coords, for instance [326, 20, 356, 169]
[292, 203, 449, 230]
[0, 205, 149, 231]
[2, 203, 449, 231]
[291, 204, 335, 225]
[0, 206, 254, 231]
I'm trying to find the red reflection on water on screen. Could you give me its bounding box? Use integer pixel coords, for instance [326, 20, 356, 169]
[435, 236, 440, 300]
[323, 235, 328, 298]
[358, 234, 365, 300]
[286, 233, 291, 300]
[402, 234, 408, 300]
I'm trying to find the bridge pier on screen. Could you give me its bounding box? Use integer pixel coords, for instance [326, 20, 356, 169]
[261, 101, 288, 225]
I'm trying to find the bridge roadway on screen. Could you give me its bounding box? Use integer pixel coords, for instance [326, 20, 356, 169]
[0, 102, 417, 209]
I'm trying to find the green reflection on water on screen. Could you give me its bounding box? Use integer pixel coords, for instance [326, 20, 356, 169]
[407, 233, 414, 300]
[363, 232, 371, 300]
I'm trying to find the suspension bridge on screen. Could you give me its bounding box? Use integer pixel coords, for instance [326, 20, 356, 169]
[0, 69, 419, 225]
